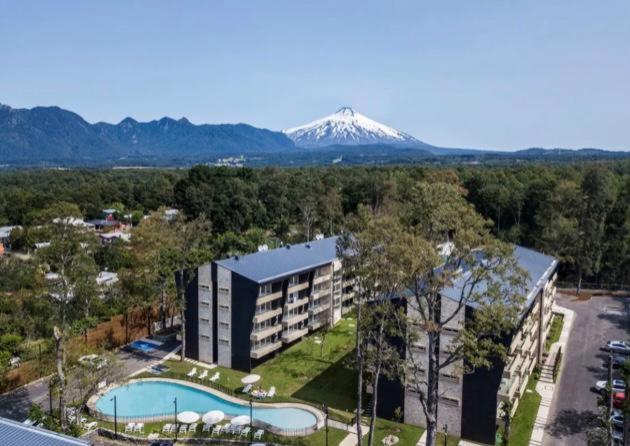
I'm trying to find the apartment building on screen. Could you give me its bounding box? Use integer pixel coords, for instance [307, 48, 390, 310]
[375, 246, 558, 445]
[184, 236, 356, 372]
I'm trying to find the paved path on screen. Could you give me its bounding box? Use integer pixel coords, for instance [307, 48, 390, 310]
[543, 292, 630, 446]
[335, 422, 369, 446]
[528, 304, 575, 446]
[0, 339, 179, 422]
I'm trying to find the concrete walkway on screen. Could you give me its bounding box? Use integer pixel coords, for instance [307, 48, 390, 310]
[528, 305, 575, 446]
[335, 422, 369, 446]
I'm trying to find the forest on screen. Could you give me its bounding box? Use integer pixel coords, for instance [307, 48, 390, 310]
[1, 162, 628, 287]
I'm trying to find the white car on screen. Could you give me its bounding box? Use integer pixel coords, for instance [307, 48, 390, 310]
[595, 379, 625, 393]
[606, 341, 630, 355]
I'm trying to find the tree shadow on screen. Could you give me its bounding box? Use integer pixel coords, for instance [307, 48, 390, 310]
[292, 351, 357, 412]
[596, 297, 630, 334]
[546, 408, 601, 439]
[0, 387, 35, 420]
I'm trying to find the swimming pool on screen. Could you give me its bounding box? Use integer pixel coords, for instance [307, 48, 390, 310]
[128, 339, 161, 353]
[94, 379, 319, 432]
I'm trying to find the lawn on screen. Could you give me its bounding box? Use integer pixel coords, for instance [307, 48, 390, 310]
[507, 375, 541, 446]
[545, 314, 564, 352]
[253, 315, 358, 412]
[366, 418, 424, 445]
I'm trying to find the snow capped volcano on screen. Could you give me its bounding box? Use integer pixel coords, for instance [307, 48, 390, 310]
[284, 107, 422, 148]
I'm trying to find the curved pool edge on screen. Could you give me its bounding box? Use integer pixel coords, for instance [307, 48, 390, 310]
[88, 377, 325, 437]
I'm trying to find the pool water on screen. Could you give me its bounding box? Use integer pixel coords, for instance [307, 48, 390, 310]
[95, 380, 317, 430]
[129, 340, 157, 353]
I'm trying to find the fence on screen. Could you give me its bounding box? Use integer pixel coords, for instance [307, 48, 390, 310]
[557, 281, 630, 292]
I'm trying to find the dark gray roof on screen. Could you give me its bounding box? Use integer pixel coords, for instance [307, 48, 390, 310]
[216, 236, 339, 283]
[0, 417, 89, 446]
[440, 245, 557, 310]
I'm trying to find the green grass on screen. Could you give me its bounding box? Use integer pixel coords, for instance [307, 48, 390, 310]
[435, 432, 460, 446]
[367, 418, 424, 445]
[545, 314, 564, 352]
[508, 375, 542, 446]
[253, 316, 357, 412]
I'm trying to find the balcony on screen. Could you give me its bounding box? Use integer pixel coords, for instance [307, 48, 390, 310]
[250, 324, 282, 342]
[283, 312, 309, 327]
[342, 291, 355, 302]
[282, 327, 309, 343]
[312, 288, 331, 300]
[309, 318, 327, 330]
[341, 306, 353, 315]
[309, 304, 329, 316]
[250, 340, 282, 359]
[313, 273, 332, 285]
[287, 282, 309, 294]
[256, 290, 283, 306]
[253, 307, 282, 324]
[285, 296, 309, 311]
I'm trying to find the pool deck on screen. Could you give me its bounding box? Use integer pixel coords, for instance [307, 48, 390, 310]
[87, 377, 325, 436]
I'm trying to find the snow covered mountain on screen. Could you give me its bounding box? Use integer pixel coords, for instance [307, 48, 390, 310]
[284, 107, 425, 148]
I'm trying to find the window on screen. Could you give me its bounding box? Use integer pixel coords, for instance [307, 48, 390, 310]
[439, 396, 459, 407]
[200, 300, 210, 307]
[440, 373, 460, 383]
[260, 283, 272, 295]
[443, 326, 459, 335]
[288, 275, 298, 286]
[200, 335, 210, 341]
[219, 287, 229, 294]
[219, 304, 230, 311]
[200, 318, 210, 324]
[219, 338, 230, 345]
[219, 321, 229, 329]
[199, 284, 210, 291]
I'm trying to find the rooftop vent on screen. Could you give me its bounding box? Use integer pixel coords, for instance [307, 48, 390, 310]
[314, 234, 324, 240]
[305, 244, 311, 249]
[234, 255, 239, 261]
[257, 244, 269, 252]
[286, 245, 291, 250]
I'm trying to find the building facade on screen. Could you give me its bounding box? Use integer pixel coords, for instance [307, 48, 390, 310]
[184, 236, 356, 372]
[376, 246, 558, 445]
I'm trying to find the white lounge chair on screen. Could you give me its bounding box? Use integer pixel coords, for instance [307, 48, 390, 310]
[209, 372, 220, 382]
[189, 422, 198, 433]
[211, 424, 221, 435]
[134, 422, 144, 433]
[169, 424, 178, 433]
[240, 427, 251, 437]
[187, 367, 197, 377]
[267, 386, 276, 398]
[84, 421, 98, 431]
[162, 423, 172, 433]
[198, 369, 208, 379]
[220, 423, 232, 434]
[253, 429, 264, 440]
[242, 383, 252, 393]
[202, 423, 211, 432]
[124, 422, 135, 433]
[179, 424, 188, 434]
[232, 425, 243, 435]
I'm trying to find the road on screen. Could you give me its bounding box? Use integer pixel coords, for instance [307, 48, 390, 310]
[544, 292, 630, 446]
[0, 339, 179, 422]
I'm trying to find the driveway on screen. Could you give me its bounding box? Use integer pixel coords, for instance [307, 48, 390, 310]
[544, 292, 630, 446]
[0, 339, 179, 422]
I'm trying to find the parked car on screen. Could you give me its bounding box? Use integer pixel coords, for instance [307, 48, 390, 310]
[611, 410, 624, 429]
[606, 341, 630, 355]
[611, 354, 628, 368]
[595, 379, 626, 393]
[613, 391, 626, 409]
[612, 428, 624, 445]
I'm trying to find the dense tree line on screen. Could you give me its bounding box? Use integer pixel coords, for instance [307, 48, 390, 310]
[1, 162, 628, 286]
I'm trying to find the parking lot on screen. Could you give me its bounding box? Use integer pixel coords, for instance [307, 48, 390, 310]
[544, 292, 630, 446]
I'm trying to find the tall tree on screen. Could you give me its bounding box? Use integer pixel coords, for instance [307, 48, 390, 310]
[38, 222, 98, 430]
[399, 181, 526, 446]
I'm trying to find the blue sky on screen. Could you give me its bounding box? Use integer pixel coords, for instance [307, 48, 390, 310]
[1, 1, 629, 150]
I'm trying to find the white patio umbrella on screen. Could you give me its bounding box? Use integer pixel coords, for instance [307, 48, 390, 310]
[202, 410, 225, 425]
[177, 411, 200, 424]
[231, 415, 250, 426]
[241, 374, 261, 385]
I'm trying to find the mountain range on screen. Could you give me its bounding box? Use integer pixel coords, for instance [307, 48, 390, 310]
[0, 102, 627, 166]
